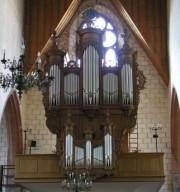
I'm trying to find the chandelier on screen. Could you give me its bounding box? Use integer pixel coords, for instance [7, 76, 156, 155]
[0, 39, 54, 100]
[62, 171, 92, 192]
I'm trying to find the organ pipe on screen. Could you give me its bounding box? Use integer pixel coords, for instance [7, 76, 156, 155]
[121, 63, 133, 105]
[93, 146, 103, 167]
[103, 73, 118, 104]
[49, 64, 60, 106]
[105, 133, 112, 168]
[64, 113, 74, 169]
[75, 146, 84, 167]
[102, 112, 114, 169]
[64, 73, 79, 104]
[66, 133, 73, 168]
[83, 45, 99, 105]
[86, 141, 92, 168]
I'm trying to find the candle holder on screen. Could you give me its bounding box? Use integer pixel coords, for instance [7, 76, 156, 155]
[150, 123, 162, 152]
[21, 127, 32, 154]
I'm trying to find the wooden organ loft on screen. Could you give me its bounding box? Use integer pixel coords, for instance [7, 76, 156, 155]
[42, 8, 146, 172]
[15, 8, 164, 190]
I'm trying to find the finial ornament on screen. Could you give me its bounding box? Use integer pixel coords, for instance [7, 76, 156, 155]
[51, 31, 59, 45]
[120, 28, 133, 52]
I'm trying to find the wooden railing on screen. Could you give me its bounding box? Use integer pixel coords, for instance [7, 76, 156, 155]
[15, 153, 164, 183]
[0, 165, 22, 191]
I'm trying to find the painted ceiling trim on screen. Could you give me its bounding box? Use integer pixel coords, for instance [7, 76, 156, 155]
[32, 0, 169, 85]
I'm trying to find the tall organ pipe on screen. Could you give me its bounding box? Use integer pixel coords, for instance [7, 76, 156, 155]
[49, 65, 60, 106]
[83, 45, 99, 105]
[121, 63, 133, 104]
[64, 73, 79, 104]
[103, 73, 118, 104]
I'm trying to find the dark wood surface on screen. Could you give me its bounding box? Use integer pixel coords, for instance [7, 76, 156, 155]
[23, 0, 168, 85]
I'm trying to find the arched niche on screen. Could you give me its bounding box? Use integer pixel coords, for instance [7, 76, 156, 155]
[2, 91, 23, 164]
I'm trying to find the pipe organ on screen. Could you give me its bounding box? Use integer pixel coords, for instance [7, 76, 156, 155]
[43, 8, 146, 173]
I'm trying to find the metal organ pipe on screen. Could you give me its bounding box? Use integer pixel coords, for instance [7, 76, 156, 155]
[66, 133, 73, 168]
[103, 73, 118, 104]
[75, 146, 84, 167]
[86, 141, 92, 168]
[64, 73, 79, 105]
[105, 133, 112, 167]
[83, 45, 99, 105]
[93, 146, 103, 167]
[49, 64, 60, 106]
[121, 63, 133, 105]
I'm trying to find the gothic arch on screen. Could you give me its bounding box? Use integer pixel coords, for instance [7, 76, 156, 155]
[171, 87, 180, 170]
[4, 91, 23, 164]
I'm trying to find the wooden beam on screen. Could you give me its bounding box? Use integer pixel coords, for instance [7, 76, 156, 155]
[30, 0, 169, 86]
[29, 0, 83, 72]
[111, 0, 169, 86]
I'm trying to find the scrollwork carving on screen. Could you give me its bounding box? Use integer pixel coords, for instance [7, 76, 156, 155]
[56, 132, 65, 167]
[114, 136, 122, 166]
[136, 65, 146, 104]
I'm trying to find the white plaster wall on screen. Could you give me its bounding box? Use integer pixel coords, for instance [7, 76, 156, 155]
[0, 0, 24, 122]
[168, 0, 180, 107]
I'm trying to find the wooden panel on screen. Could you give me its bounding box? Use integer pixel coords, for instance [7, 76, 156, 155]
[119, 157, 137, 173]
[141, 157, 160, 172]
[41, 159, 60, 173]
[15, 153, 164, 183]
[24, 0, 72, 73]
[118, 153, 164, 177]
[19, 159, 38, 173]
[24, 0, 168, 84]
[15, 154, 63, 182]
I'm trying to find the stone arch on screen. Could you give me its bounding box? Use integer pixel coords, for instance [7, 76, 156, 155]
[171, 87, 180, 170]
[3, 91, 23, 164]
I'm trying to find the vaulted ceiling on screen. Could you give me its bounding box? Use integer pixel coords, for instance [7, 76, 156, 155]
[24, 0, 168, 85]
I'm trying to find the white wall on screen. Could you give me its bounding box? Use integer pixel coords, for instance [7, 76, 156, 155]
[0, 0, 24, 167]
[0, 0, 24, 122]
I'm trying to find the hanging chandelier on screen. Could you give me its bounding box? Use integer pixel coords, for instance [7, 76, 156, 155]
[62, 171, 92, 192]
[0, 39, 54, 100]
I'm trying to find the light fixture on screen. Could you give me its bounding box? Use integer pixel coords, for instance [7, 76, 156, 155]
[62, 171, 92, 192]
[0, 39, 54, 100]
[150, 123, 162, 152]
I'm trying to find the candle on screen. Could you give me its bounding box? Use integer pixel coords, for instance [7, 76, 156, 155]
[37, 52, 41, 69]
[3, 49, 5, 60]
